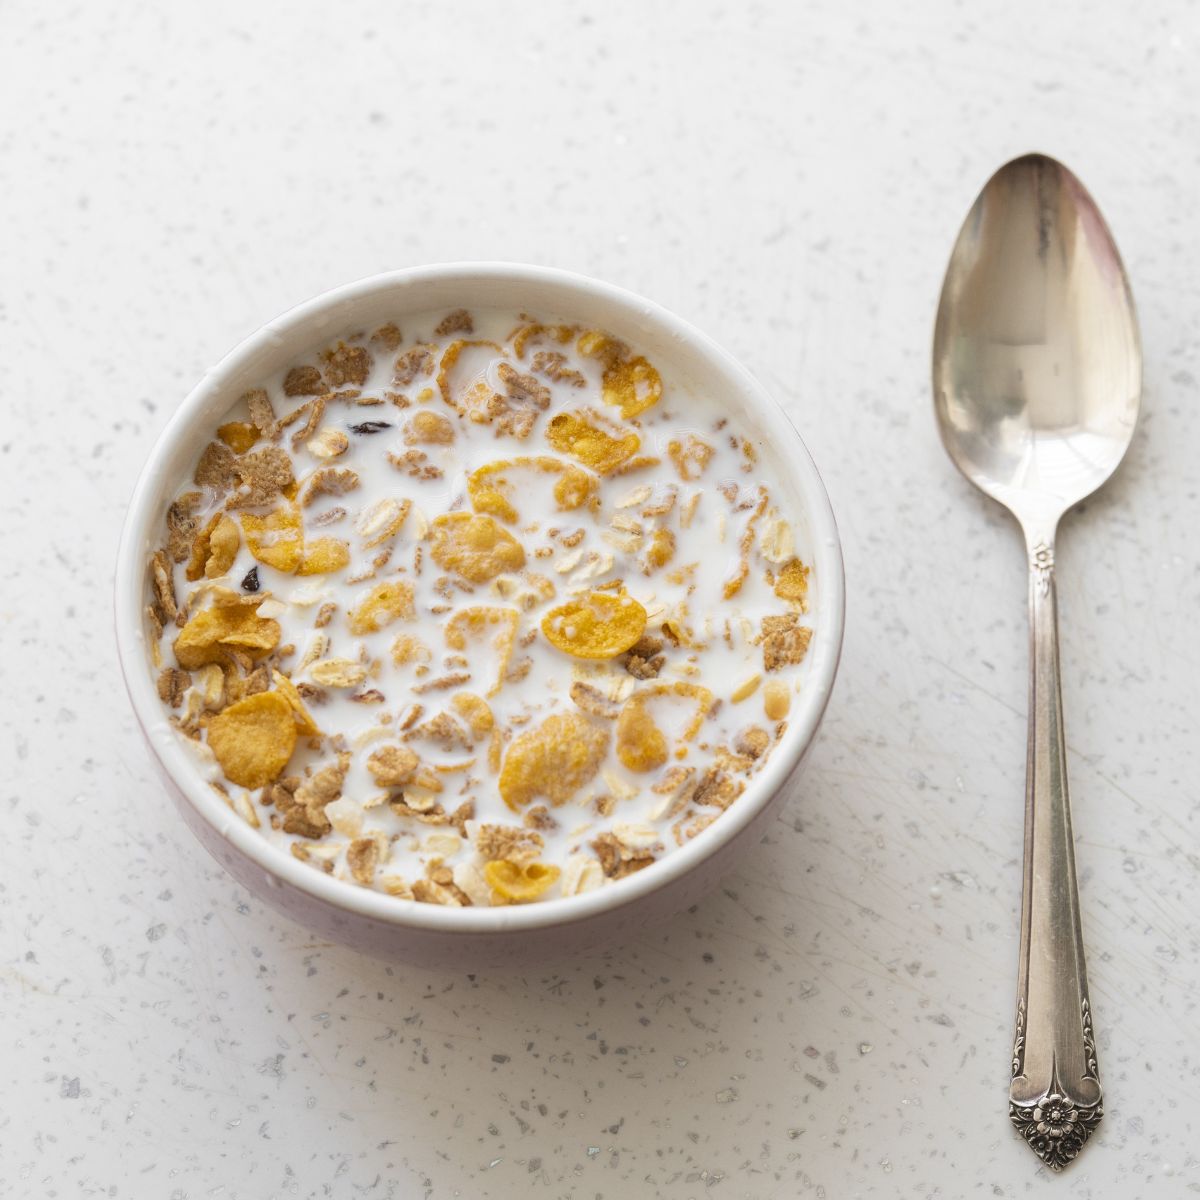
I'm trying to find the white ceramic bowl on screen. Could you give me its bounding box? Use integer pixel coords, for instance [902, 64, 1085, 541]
[115, 263, 844, 968]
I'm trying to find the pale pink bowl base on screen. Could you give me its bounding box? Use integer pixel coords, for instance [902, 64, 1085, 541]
[115, 264, 844, 969]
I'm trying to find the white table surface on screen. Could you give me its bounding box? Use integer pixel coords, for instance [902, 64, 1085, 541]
[3, 1, 1198, 1195]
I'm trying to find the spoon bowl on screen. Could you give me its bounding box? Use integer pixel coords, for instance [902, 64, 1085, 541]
[933, 153, 1141, 526]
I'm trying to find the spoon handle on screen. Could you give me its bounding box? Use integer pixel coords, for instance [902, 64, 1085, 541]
[1009, 531, 1103, 1169]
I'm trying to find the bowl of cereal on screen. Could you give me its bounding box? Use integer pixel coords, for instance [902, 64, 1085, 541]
[115, 263, 844, 967]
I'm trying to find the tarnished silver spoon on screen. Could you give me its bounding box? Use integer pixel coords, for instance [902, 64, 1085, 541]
[932, 154, 1141, 1170]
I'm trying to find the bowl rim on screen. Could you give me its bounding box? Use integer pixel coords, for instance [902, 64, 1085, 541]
[115, 261, 845, 935]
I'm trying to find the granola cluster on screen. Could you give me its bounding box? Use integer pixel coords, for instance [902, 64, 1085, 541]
[146, 308, 814, 906]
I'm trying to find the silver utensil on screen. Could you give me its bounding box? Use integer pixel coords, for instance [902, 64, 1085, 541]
[932, 153, 1141, 1170]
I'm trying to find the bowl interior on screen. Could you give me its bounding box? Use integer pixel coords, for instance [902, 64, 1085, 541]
[115, 263, 844, 934]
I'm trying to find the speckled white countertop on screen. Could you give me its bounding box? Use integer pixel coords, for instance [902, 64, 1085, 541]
[2, 1, 1198, 1196]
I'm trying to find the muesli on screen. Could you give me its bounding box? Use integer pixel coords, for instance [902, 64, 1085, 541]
[146, 309, 814, 905]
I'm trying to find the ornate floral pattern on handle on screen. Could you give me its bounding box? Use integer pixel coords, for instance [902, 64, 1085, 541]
[1010, 998, 1103, 1170]
[1010, 1092, 1103, 1172]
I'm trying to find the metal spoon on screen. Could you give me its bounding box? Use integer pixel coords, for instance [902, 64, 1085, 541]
[932, 153, 1141, 1170]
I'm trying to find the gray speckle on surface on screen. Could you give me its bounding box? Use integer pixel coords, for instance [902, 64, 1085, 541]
[2, 0, 1198, 1197]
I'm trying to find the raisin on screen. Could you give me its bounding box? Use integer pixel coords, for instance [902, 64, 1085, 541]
[350, 421, 392, 435]
[241, 566, 260, 592]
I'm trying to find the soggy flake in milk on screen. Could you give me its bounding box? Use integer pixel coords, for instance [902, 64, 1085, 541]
[146, 307, 816, 906]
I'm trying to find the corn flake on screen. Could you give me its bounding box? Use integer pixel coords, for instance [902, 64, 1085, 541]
[206, 691, 297, 788]
[467, 456, 596, 524]
[542, 591, 647, 660]
[404, 410, 455, 445]
[545, 410, 640, 475]
[450, 692, 494, 739]
[576, 329, 628, 368]
[306, 428, 349, 460]
[218, 421, 260, 454]
[271, 669, 321, 737]
[498, 711, 609, 810]
[297, 537, 350, 575]
[601, 355, 662, 419]
[430, 513, 525, 583]
[186, 513, 240, 581]
[484, 860, 561, 904]
[207, 515, 240, 577]
[553, 466, 596, 510]
[615, 696, 668, 773]
[173, 603, 281, 669]
[512, 322, 575, 359]
[391, 634, 431, 666]
[348, 579, 416, 635]
[241, 505, 304, 573]
[774, 557, 810, 607]
[436, 339, 504, 410]
[642, 528, 675, 573]
[666, 434, 714, 482]
[616, 681, 714, 773]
